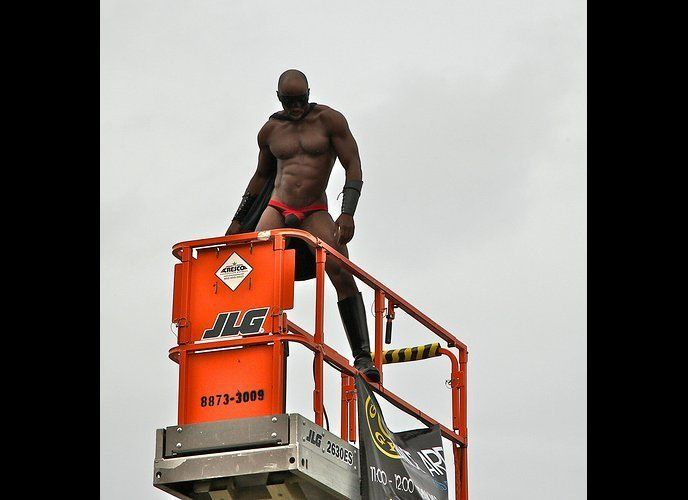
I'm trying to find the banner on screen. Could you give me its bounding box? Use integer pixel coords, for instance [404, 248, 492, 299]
[356, 375, 449, 500]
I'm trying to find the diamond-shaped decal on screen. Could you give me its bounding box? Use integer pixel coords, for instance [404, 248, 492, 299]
[215, 252, 253, 291]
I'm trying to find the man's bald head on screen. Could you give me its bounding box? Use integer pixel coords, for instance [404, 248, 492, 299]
[278, 69, 309, 95]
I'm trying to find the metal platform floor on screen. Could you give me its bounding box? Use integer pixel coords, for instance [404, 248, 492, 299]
[154, 413, 361, 499]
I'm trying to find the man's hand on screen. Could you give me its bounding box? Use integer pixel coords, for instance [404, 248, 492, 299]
[334, 213, 355, 245]
[225, 220, 242, 236]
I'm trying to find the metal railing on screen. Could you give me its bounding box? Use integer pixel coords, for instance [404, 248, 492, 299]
[170, 229, 468, 499]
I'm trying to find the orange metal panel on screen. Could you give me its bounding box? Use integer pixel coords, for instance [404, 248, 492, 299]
[172, 239, 295, 425]
[182, 344, 280, 424]
[185, 242, 294, 342]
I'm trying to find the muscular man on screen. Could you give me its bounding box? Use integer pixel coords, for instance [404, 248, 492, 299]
[225, 69, 380, 383]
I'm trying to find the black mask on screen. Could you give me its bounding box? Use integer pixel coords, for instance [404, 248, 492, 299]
[277, 92, 309, 108]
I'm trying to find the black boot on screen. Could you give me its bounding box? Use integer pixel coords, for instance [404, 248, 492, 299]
[337, 292, 381, 383]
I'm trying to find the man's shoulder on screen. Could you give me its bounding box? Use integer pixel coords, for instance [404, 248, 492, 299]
[313, 104, 342, 118]
[257, 119, 278, 143]
[260, 117, 278, 129]
[313, 105, 348, 128]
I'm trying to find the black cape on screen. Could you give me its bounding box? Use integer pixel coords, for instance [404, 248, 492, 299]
[238, 104, 319, 281]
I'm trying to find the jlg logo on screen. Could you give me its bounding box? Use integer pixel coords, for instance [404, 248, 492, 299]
[306, 428, 323, 447]
[202, 307, 270, 340]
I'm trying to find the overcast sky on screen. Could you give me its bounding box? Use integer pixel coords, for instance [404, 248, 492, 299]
[101, 1, 586, 498]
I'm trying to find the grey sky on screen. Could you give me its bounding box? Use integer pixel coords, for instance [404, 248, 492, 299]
[101, 1, 586, 498]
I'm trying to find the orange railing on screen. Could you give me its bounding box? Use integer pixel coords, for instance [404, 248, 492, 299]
[170, 229, 468, 500]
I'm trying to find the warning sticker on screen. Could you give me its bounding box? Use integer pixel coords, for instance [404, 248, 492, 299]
[216, 252, 253, 291]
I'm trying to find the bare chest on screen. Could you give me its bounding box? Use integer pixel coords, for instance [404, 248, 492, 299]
[268, 124, 332, 159]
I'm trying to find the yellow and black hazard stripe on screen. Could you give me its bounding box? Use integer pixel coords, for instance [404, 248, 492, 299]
[378, 343, 442, 364]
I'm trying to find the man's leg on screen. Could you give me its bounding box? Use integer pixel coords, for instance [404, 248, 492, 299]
[301, 212, 380, 382]
[255, 206, 285, 231]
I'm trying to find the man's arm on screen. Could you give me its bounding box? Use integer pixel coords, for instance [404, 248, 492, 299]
[327, 109, 362, 245]
[225, 123, 277, 235]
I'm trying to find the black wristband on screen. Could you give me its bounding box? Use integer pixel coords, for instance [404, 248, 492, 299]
[341, 180, 363, 216]
[233, 193, 257, 223]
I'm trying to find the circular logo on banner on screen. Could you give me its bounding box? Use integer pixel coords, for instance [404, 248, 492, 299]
[365, 396, 399, 459]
